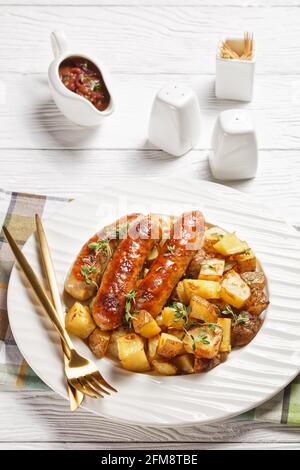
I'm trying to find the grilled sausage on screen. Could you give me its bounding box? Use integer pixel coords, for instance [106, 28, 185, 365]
[92, 215, 158, 330]
[64, 213, 141, 301]
[134, 211, 205, 317]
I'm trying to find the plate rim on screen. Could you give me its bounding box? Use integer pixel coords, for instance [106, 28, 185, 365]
[7, 178, 300, 426]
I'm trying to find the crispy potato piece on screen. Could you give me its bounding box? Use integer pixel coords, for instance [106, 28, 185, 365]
[230, 249, 256, 273]
[198, 258, 225, 281]
[244, 288, 269, 315]
[88, 328, 111, 358]
[186, 249, 206, 278]
[161, 304, 188, 329]
[132, 310, 161, 338]
[152, 359, 177, 376]
[217, 318, 231, 352]
[157, 333, 184, 359]
[176, 281, 189, 305]
[169, 329, 185, 340]
[213, 232, 249, 256]
[183, 324, 222, 359]
[204, 226, 227, 253]
[189, 295, 218, 323]
[221, 270, 251, 308]
[117, 334, 150, 372]
[65, 302, 96, 339]
[147, 245, 159, 261]
[183, 279, 221, 301]
[231, 312, 262, 346]
[106, 326, 129, 359]
[241, 271, 266, 290]
[224, 260, 237, 273]
[174, 354, 194, 374]
[147, 335, 160, 363]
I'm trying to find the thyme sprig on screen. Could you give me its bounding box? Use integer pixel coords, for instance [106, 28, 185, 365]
[123, 290, 137, 328]
[80, 264, 99, 288]
[88, 239, 112, 258]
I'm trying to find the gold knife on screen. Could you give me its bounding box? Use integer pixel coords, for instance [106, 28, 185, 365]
[35, 214, 84, 411]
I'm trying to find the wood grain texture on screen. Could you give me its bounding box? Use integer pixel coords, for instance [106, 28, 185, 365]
[0, 73, 299, 150]
[0, 149, 299, 226]
[1, 6, 300, 74]
[0, 390, 300, 445]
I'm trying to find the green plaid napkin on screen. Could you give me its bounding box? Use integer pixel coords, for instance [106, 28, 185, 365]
[0, 189, 299, 423]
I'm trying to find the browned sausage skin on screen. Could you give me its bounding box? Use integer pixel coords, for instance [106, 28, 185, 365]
[64, 213, 141, 301]
[92, 215, 158, 330]
[134, 211, 205, 317]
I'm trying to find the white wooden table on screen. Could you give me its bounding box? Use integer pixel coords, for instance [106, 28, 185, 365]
[1, 0, 300, 450]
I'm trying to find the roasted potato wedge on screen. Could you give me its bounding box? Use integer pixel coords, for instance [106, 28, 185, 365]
[244, 288, 269, 315]
[176, 281, 189, 304]
[65, 302, 96, 339]
[194, 352, 228, 373]
[213, 232, 249, 256]
[189, 295, 218, 323]
[157, 333, 184, 359]
[88, 328, 111, 358]
[199, 258, 225, 281]
[204, 226, 227, 252]
[147, 335, 160, 363]
[186, 249, 206, 278]
[183, 279, 221, 301]
[106, 327, 129, 359]
[221, 270, 251, 308]
[217, 318, 231, 352]
[241, 271, 266, 290]
[231, 312, 262, 346]
[230, 249, 256, 273]
[174, 354, 194, 374]
[132, 310, 161, 338]
[183, 324, 222, 359]
[161, 303, 188, 329]
[117, 334, 150, 372]
[152, 359, 177, 376]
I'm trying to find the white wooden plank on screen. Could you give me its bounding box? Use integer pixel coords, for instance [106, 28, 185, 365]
[0, 390, 300, 443]
[1, 442, 300, 450]
[1, 1, 299, 6]
[0, 73, 299, 150]
[0, 6, 300, 74]
[0, 149, 299, 226]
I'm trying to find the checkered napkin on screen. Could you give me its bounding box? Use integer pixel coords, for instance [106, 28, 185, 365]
[0, 189, 299, 423]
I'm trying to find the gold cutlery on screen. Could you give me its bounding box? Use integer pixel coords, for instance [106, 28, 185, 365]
[3, 225, 117, 399]
[35, 214, 83, 411]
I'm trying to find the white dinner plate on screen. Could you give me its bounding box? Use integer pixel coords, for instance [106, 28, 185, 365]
[7, 178, 300, 426]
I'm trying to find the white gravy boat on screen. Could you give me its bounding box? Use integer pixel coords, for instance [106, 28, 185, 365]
[48, 30, 115, 127]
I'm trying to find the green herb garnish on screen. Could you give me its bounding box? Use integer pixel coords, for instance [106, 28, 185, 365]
[124, 290, 137, 328]
[172, 302, 189, 323]
[88, 239, 111, 257]
[80, 264, 99, 287]
[90, 80, 101, 91]
[234, 313, 249, 325]
[164, 244, 175, 256]
[221, 304, 235, 317]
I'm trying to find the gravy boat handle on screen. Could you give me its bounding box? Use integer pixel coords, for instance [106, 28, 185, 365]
[51, 30, 69, 58]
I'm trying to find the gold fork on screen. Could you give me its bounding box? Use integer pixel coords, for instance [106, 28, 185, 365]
[3, 225, 117, 399]
[35, 214, 83, 411]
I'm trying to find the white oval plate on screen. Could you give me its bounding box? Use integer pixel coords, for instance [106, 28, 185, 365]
[7, 178, 300, 426]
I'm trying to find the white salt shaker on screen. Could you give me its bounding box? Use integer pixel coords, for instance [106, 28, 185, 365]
[148, 83, 201, 156]
[209, 109, 258, 181]
[215, 37, 256, 102]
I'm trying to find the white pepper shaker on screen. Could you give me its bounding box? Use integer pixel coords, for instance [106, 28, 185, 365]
[148, 83, 201, 156]
[209, 109, 258, 181]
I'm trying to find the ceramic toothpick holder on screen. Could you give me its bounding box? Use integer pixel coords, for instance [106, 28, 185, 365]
[215, 37, 256, 102]
[209, 109, 258, 181]
[148, 83, 201, 157]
